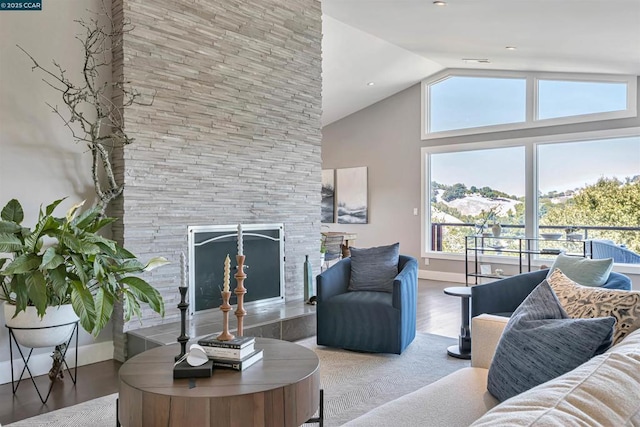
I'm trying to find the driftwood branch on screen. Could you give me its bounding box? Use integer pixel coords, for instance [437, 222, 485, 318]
[19, 1, 154, 217]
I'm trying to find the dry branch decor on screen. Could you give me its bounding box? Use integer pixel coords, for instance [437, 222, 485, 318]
[18, 3, 154, 216]
[7, 4, 159, 378]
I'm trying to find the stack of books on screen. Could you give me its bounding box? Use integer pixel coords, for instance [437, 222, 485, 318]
[197, 335, 263, 371]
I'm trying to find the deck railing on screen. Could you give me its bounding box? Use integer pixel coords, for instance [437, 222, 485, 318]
[431, 222, 640, 257]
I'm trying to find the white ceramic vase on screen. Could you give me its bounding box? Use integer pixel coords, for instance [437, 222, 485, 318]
[491, 223, 502, 237]
[4, 302, 79, 348]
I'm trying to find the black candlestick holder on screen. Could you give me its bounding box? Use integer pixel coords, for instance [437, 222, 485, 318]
[175, 286, 189, 361]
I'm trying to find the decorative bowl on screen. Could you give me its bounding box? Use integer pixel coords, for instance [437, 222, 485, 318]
[540, 233, 563, 240]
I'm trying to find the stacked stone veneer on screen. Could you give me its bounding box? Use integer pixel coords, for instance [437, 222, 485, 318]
[110, 0, 322, 361]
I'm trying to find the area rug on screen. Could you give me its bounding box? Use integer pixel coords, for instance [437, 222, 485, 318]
[7, 333, 468, 427]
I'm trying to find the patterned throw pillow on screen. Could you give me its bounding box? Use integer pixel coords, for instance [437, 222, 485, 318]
[348, 243, 400, 293]
[487, 280, 615, 402]
[548, 269, 640, 345]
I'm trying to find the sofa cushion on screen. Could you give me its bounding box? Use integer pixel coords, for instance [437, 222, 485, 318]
[487, 280, 615, 402]
[472, 351, 640, 426]
[548, 269, 640, 345]
[547, 253, 613, 286]
[348, 243, 399, 292]
[343, 367, 498, 427]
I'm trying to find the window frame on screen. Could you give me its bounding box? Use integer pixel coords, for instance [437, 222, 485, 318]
[421, 69, 637, 140]
[421, 127, 640, 274]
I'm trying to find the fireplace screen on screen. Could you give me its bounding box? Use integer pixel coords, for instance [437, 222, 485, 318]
[188, 224, 285, 314]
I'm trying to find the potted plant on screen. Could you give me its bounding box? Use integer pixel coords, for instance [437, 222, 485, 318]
[0, 198, 168, 347]
[320, 243, 327, 266]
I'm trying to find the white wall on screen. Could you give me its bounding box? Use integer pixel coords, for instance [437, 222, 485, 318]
[322, 80, 640, 289]
[0, 1, 114, 381]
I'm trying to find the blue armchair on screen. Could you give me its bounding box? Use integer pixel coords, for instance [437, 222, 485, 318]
[471, 269, 632, 318]
[590, 239, 640, 264]
[316, 255, 418, 354]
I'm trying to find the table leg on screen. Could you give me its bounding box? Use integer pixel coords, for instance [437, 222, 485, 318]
[447, 296, 471, 360]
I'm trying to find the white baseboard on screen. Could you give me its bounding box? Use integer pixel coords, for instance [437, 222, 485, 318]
[0, 340, 114, 385]
[419, 269, 466, 284]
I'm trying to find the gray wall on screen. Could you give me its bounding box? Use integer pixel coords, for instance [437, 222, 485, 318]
[111, 0, 322, 360]
[322, 79, 640, 288]
[0, 0, 114, 374]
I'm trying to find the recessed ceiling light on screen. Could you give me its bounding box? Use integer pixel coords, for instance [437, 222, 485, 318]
[505, 46, 517, 50]
[367, 82, 375, 86]
[433, 1, 447, 5]
[462, 58, 491, 64]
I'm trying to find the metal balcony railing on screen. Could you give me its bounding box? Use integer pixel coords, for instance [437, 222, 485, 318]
[431, 223, 640, 263]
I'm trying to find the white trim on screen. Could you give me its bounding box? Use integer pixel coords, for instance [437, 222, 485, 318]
[419, 269, 465, 283]
[0, 340, 114, 385]
[421, 69, 637, 140]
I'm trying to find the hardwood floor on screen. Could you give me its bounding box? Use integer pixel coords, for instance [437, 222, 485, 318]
[0, 279, 460, 425]
[0, 359, 122, 425]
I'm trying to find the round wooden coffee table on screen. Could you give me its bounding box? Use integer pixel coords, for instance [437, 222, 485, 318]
[118, 338, 320, 427]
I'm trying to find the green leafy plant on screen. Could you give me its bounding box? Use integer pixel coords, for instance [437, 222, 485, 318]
[0, 198, 168, 336]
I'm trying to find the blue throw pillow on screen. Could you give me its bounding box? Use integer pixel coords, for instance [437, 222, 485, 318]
[487, 280, 615, 402]
[348, 243, 400, 293]
[547, 253, 613, 287]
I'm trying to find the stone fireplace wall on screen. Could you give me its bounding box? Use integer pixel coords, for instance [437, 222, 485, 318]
[111, 0, 322, 361]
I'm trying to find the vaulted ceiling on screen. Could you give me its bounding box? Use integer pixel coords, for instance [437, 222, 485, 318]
[321, 0, 640, 126]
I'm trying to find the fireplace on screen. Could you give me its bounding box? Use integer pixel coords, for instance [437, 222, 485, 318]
[187, 224, 285, 315]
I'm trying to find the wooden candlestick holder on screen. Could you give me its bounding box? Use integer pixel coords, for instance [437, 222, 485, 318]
[234, 255, 247, 336]
[216, 291, 235, 341]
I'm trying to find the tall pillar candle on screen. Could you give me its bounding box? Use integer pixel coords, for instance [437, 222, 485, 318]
[223, 254, 231, 292]
[237, 223, 244, 256]
[180, 252, 187, 288]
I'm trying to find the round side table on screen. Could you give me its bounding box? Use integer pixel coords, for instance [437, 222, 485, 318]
[444, 286, 472, 360]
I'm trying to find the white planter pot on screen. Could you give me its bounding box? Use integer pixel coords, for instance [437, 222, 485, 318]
[4, 302, 79, 348]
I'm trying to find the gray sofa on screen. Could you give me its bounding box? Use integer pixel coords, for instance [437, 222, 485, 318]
[343, 314, 640, 426]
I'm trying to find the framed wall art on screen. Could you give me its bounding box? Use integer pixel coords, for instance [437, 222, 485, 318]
[321, 169, 335, 223]
[336, 167, 368, 224]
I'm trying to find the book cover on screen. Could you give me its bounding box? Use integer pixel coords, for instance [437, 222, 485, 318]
[202, 343, 255, 360]
[210, 349, 264, 371]
[198, 335, 255, 349]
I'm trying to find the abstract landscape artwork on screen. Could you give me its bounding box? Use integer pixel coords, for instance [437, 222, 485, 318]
[321, 169, 335, 223]
[336, 167, 368, 224]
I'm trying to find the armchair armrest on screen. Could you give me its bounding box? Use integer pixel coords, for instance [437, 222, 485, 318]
[471, 269, 547, 317]
[392, 255, 418, 310]
[316, 257, 351, 303]
[602, 271, 632, 290]
[471, 314, 508, 369]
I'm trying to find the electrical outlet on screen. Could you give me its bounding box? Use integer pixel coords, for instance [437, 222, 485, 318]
[413, 208, 418, 216]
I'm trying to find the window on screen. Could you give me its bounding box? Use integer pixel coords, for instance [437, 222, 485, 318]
[429, 147, 525, 253]
[538, 136, 640, 255]
[537, 79, 628, 120]
[423, 132, 640, 265]
[422, 71, 636, 139]
[429, 76, 526, 133]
